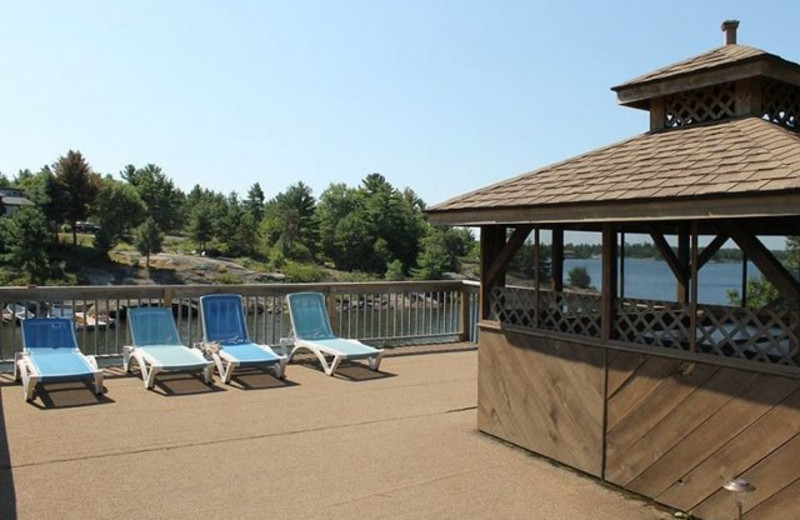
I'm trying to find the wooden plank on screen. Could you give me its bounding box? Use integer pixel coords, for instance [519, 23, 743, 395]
[697, 234, 729, 269]
[739, 477, 800, 520]
[605, 363, 719, 467]
[657, 387, 800, 510]
[606, 350, 646, 398]
[605, 368, 760, 487]
[628, 373, 800, 499]
[693, 433, 800, 520]
[606, 357, 685, 431]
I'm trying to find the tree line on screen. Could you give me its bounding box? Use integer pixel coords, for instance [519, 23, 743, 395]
[0, 150, 475, 285]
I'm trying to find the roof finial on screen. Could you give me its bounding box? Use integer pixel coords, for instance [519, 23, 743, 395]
[722, 20, 740, 45]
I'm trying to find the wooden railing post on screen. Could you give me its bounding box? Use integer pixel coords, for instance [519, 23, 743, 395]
[601, 224, 618, 342]
[460, 284, 471, 342]
[326, 288, 338, 335]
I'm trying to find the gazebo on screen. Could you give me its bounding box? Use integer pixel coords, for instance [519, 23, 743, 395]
[429, 21, 800, 519]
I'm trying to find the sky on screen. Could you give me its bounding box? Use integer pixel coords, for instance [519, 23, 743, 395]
[2, 1, 799, 219]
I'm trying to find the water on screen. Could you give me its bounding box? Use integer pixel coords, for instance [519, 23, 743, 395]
[564, 257, 757, 304]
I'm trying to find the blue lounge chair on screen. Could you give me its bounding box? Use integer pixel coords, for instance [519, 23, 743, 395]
[14, 317, 104, 402]
[199, 294, 287, 383]
[124, 307, 214, 389]
[285, 292, 383, 376]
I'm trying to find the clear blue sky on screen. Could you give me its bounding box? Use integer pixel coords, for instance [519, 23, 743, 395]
[2, 1, 799, 213]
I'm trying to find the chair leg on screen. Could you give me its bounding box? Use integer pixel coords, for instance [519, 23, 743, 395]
[326, 355, 342, 376]
[93, 372, 104, 395]
[369, 352, 384, 371]
[224, 361, 239, 384]
[274, 358, 287, 379]
[145, 366, 159, 389]
[203, 364, 214, 385]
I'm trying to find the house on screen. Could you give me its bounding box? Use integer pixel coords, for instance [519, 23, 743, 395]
[0, 188, 34, 217]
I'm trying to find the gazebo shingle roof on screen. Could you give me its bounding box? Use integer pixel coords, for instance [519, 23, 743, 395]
[429, 116, 800, 214]
[613, 44, 768, 89]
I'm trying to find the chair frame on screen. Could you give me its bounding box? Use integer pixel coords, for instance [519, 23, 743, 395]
[124, 308, 214, 390]
[199, 294, 287, 383]
[14, 317, 104, 402]
[285, 292, 384, 376]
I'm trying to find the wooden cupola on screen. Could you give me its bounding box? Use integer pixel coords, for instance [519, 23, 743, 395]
[612, 20, 800, 132]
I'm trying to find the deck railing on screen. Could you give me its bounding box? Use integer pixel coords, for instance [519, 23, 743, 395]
[0, 281, 480, 365]
[491, 286, 800, 368]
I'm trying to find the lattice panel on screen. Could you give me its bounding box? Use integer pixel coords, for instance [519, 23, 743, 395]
[664, 83, 735, 128]
[489, 287, 602, 337]
[490, 286, 536, 328]
[540, 291, 602, 337]
[615, 298, 691, 350]
[697, 304, 799, 366]
[762, 79, 799, 131]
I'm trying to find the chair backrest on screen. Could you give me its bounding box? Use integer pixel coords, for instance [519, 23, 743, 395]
[286, 292, 336, 341]
[128, 307, 183, 346]
[200, 294, 250, 345]
[22, 317, 79, 352]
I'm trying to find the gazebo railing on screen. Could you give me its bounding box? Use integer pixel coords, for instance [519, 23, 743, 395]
[490, 287, 800, 367]
[490, 286, 602, 338]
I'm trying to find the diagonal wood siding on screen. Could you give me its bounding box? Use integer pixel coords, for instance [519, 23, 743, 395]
[478, 327, 605, 477]
[605, 351, 800, 520]
[478, 325, 800, 520]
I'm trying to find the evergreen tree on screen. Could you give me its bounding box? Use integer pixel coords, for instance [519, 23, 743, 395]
[52, 151, 101, 245]
[245, 182, 266, 222]
[1, 206, 54, 284]
[134, 217, 163, 269]
[93, 180, 146, 252]
[123, 164, 185, 233]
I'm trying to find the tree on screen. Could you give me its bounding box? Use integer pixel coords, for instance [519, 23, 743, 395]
[568, 266, 592, 289]
[92, 180, 146, 252]
[1, 206, 54, 284]
[188, 204, 214, 252]
[134, 217, 163, 269]
[261, 182, 318, 261]
[245, 182, 266, 222]
[52, 151, 101, 245]
[123, 164, 185, 233]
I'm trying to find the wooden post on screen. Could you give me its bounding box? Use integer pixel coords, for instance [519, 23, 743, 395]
[677, 225, 690, 304]
[619, 231, 625, 299]
[459, 285, 471, 342]
[163, 288, 173, 309]
[480, 226, 507, 320]
[534, 227, 541, 330]
[327, 291, 338, 335]
[602, 224, 618, 342]
[689, 222, 699, 353]
[741, 253, 748, 308]
[551, 227, 564, 293]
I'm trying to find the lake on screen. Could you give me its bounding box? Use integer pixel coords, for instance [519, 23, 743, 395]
[564, 257, 757, 304]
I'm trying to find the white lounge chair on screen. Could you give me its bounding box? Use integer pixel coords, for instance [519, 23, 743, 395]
[285, 292, 383, 376]
[199, 294, 287, 383]
[124, 307, 214, 390]
[14, 317, 104, 402]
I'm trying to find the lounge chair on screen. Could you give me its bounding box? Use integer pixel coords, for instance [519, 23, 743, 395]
[199, 294, 287, 383]
[14, 317, 104, 402]
[124, 307, 214, 389]
[285, 292, 383, 376]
